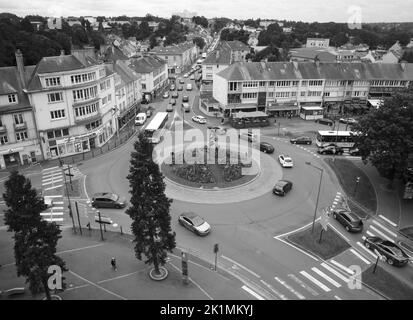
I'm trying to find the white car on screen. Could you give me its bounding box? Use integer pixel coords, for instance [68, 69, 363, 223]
[192, 115, 207, 124]
[183, 73, 189, 78]
[190, 75, 195, 80]
[278, 155, 294, 168]
[135, 112, 147, 125]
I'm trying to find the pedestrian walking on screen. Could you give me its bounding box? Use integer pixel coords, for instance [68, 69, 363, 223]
[111, 257, 117, 271]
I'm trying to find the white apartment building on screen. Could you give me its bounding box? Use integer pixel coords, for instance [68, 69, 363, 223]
[25, 48, 117, 159]
[306, 38, 330, 48]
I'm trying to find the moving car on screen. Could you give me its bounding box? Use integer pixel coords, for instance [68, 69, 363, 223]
[278, 155, 294, 168]
[239, 132, 257, 142]
[332, 209, 363, 232]
[91, 192, 127, 209]
[339, 117, 358, 124]
[177, 85, 184, 91]
[178, 212, 211, 236]
[42, 196, 54, 209]
[190, 75, 195, 80]
[317, 145, 344, 155]
[135, 113, 147, 125]
[182, 102, 190, 112]
[179, 79, 185, 84]
[146, 109, 153, 118]
[348, 147, 361, 156]
[186, 83, 193, 91]
[259, 142, 274, 154]
[182, 95, 189, 102]
[192, 115, 207, 124]
[290, 136, 312, 145]
[183, 73, 189, 78]
[315, 118, 334, 126]
[273, 180, 293, 196]
[170, 98, 176, 106]
[364, 236, 410, 267]
[162, 92, 169, 99]
[172, 91, 179, 98]
[170, 84, 176, 91]
[94, 214, 113, 225]
[166, 103, 173, 112]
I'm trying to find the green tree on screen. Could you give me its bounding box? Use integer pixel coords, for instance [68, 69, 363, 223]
[192, 36, 205, 49]
[126, 132, 176, 277]
[3, 171, 67, 299]
[352, 89, 413, 185]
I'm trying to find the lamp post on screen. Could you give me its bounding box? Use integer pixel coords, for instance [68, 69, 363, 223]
[353, 176, 361, 197]
[59, 157, 76, 233]
[306, 161, 324, 233]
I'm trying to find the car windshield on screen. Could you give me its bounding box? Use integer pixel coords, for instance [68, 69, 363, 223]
[110, 194, 119, 201]
[190, 216, 205, 227]
[383, 242, 405, 257]
[284, 158, 292, 162]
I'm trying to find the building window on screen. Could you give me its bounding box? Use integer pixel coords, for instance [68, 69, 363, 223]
[45, 77, 61, 87]
[269, 81, 275, 87]
[242, 92, 258, 99]
[309, 80, 323, 86]
[71, 72, 96, 84]
[0, 135, 8, 145]
[72, 86, 98, 102]
[8, 94, 17, 103]
[13, 113, 24, 125]
[291, 92, 297, 97]
[307, 91, 322, 97]
[242, 81, 258, 88]
[259, 81, 266, 87]
[50, 109, 66, 120]
[292, 81, 299, 87]
[46, 128, 69, 140]
[108, 94, 112, 102]
[300, 92, 306, 97]
[75, 102, 99, 117]
[86, 119, 102, 130]
[142, 84, 146, 90]
[301, 81, 308, 86]
[323, 92, 330, 97]
[267, 92, 274, 98]
[275, 92, 290, 98]
[276, 81, 291, 87]
[47, 92, 63, 103]
[16, 131, 28, 141]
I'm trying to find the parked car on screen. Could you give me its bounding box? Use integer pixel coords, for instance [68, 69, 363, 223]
[42, 196, 54, 209]
[278, 155, 294, 168]
[317, 145, 344, 155]
[135, 112, 147, 125]
[177, 85, 184, 91]
[162, 92, 169, 99]
[348, 147, 361, 156]
[290, 136, 312, 145]
[315, 118, 334, 126]
[146, 109, 153, 118]
[170, 98, 176, 106]
[239, 132, 257, 142]
[186, 83, 193, 91]
[190, 75, 195, 80]
[183, 73, 189, 78]
[273, 180, 293, 196]
[339, 117, 358, 125]
[166, 103, 173, 112]
[94, 214, 113, 225]
[91, 192, 127, 209]
[179, 79, 185, 84]
[259, 142, 274, 154]
[178, 212, 211, 236]
[192, 115, 207, 124]
[172, 91, 179, 98]
[182, 95, 189, 102]
[364, 236, 410, 267]
[182, 102, 190, 112]
[332, 209, 363, 232]
[170, 84, 176, 91]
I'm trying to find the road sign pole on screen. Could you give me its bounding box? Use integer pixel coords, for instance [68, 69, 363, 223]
[97, 211, 104, 241]
[319, 228, 324, 243]
[181, 251, 189, 285]
[213, 243, 219, 271]
[373, 255, 380, 274]
[75, 201, 82, 235]
[68, 166, 73, 191]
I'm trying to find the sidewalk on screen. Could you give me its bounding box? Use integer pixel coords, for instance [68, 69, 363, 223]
[0, 228, 251, 300]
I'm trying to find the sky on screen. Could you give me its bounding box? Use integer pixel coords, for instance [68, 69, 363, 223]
[0, 0, 412, 23]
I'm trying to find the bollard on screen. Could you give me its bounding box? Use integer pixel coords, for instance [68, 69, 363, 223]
[120, 226, 123, 235]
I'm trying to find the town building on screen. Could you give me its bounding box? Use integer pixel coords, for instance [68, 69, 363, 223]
[259, 20, 278, 29]
[65, 17, 81, 27]
[282, 27, 293, 33]
[47, 17, 62, 30]
[0, 51, 43, 169]
[212, 61, 413, 118]
[289, 48, 337, 62]
[24, 47, 117, 160]
[306, 38, 330, 48]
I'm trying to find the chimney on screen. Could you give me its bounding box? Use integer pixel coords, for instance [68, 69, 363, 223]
[401, 60, 407, 71]
[314, 56, 320, 67]
[15, 50, 26, 89]
[216, 50, 220, 60]
[60, 50, 65, 56]
[292, 60, 298, 70]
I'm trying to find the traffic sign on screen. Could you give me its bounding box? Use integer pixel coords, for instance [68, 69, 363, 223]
[66, 173, 74, 177]
[214, 243, 219, 254]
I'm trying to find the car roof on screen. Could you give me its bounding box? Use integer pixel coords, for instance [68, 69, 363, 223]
[181, 212, 198, 219]
[276, 180, 292, 186]
[260, 142, 272, 146]
[93, 192, 115, 198]
[339, 210, 360, 221]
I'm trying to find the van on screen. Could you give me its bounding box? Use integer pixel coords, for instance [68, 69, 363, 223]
[182, 102, 190, 112]
[135, 113, 147, 125]
[186, 83, 192, 91]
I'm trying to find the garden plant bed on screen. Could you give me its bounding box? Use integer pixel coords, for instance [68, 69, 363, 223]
[286, 223, 351, 260]
[63, 179, 82, 198]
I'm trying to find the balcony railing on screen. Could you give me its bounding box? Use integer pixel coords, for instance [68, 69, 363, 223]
[74, 111, 101, 125]
[14, 122, 27, 131]
[0, 125, 7, 134]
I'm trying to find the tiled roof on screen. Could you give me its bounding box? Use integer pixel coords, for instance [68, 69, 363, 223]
[151, 42, 195, 55]
[0, 67, 32, 114]
[104, 45, 129, 62]
[128, 55, 166, 74]
[203, 44, 232, 65]
[216, 61, 413, 81]
[224, 40, 249, 52]
[290, 48, 337, 62]
[113, 60, 140, 84]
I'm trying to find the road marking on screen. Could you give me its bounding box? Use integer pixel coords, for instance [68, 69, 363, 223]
[69, 270, 127, 300]
[334, 295, 342, 300]
[357, 242, 378, 259]
[311, 267, 341, 288]
[53, 201, 64, 205]
[274, 276, 306, 299]
[41, 195, 63, 198]
[287, 274, 319, 296]
[44, 185, 63, 191]
[242, 285, 265, 300]
[221, 255, 260, 278]
[320, 263, 349, 283]
[274, 237, 319, 262]
[42, 171, 62, 178]
[299, 271, 330, 292]
[350, 249, 371, 264]
[260, 280, 288, 300]
[366, 230, 375, 237]
[43, 218, 64, 222]
[51, 206, 64, 210]
[274, 218, 321, 239]
[378, 215, 397, 227]
[97, 271, 141, 284]
[372, 220, 397, 238]
[42, 166, 60, 172]
[42, 178, 63, 186]
[40, 212, 64, 216]
[330, 260, 355, 275]
[370, 226, 395, 243]
[57, 243, 105, 255]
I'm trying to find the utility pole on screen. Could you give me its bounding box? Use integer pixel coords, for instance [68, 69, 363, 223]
[60, 158, 76, 233]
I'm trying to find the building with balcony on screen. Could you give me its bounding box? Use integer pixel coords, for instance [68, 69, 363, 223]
[0, 52, 43, 169]
[212, 61, 413, 118]
[24, 47, 117, 159]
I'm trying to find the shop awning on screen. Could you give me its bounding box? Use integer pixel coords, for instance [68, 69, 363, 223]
[301, 106, 323, 111]
[368, 99, 383, 108]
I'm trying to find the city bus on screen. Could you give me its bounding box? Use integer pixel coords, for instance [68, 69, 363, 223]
[315, 130, 357, 148]
[144, 112, 169, 144]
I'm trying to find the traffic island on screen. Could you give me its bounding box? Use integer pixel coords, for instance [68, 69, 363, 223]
[149, 266, 169, 281]
[286, 223, 351, 260]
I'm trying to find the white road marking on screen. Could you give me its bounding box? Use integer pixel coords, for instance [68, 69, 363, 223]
[42, 172, 62, 179]
[43, 218, 64, 222]
[44, 185, 63, 191]
[274, 237, 319, 262]
[42, 178, 63, 186]
[57, 244, 105, 255]
[299, 271, 330, 292]
[334, 295, 342, 300]
[320, 263, 349, 283]
[287, 274, 319, 296]
[357, 242, 378, 259]
[378, 215, 397, 227]
[274, 218, 321, 239]
[350, 249, 371, 264]
[51, 206, 64, 210]
[41, 195, 63, 198]
[366, 231, 375, 237]
[221, 255, 260, 278]
[372, 220, 397, 238]
[42, 166, 60, 172]
[330, 260, 355, 275]
[40, 212, 64, 216]
[311, 267, 341, 288]
[370, 226, 395, 243]
[260, 280, 288, 300]
[242, 285, 265, 300]
[53, 201, 64, 205]
[274, 276, 306, 299]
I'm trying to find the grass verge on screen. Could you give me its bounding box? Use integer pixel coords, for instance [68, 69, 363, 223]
[362, 265, 413, 300]
[325, 158, 377, 218]
[286, 223, 351, 260]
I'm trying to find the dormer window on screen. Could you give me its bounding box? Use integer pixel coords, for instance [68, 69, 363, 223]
[45, 77, 61, 87]
[8, 94, 17, 103]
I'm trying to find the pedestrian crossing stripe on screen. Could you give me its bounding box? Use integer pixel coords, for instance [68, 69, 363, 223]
[300, 271, 331, 292]
[320, 263, 349, 283]
[311, 267, 341, 288]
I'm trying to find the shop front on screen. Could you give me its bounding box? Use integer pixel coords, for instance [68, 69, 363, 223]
[300, 106, 324, 120]
[118, 102, 140, 130]
[266, 102, 300, 117]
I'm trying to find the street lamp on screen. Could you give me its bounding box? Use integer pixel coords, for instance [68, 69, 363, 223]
[353, 176, 361, 197]
[306, 161, 324, 233]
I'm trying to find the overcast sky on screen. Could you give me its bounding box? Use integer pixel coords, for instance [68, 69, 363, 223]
[0, 0, 412, 22]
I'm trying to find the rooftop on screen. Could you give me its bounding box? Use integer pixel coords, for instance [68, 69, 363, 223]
[128, 55, 166, 74]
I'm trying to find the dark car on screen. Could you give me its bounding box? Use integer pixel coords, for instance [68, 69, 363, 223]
[364, 236, 410, 267]
[317, 145, 344, 155]
[91, 192, 127, 209]
[170, 98, 176, 106]
[179, 79, 185, 84]
[166, 103, 173, 112]
[339, 117, 358, 125]
[315, 118, 334, 126]
[146, 109, 153, 118]
[182, 95, 189, 102]
[177, 86, 184, 91]
[172, 91, 179, 98]
[259, 142, 274, 154]
[273, 180, 293, 196]
[290, 136, 312, 145]
[178, 212, 211, 236]
[332, 209, 363, 232]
